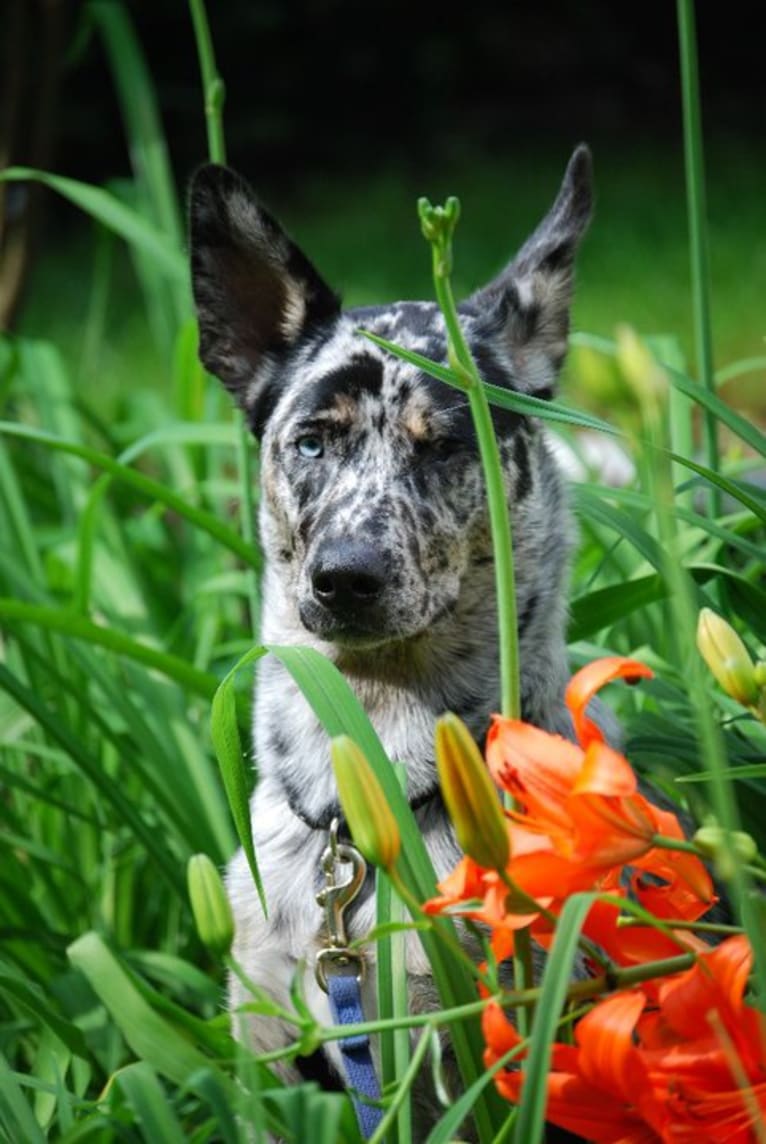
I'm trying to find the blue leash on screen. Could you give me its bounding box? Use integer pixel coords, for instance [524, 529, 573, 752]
[315, 821, 383, 1138]
[327, 973, 383, 1137]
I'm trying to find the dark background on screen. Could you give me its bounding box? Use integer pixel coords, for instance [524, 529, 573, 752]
[4, 0, 764, 371]
[11, 0, 766, 192]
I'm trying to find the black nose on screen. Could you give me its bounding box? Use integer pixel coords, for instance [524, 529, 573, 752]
[310, 542, 387, 613]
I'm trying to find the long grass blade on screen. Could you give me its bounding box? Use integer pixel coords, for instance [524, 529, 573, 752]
[0, 168, 186, 283]
[514, 894, 597, 1144]
[0, 421, 261, 568]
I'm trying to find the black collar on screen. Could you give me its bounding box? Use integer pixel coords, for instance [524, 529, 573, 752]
[283, 781, 441, 836]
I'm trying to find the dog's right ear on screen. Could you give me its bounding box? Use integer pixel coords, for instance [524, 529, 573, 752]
[189, 164, 340, 430]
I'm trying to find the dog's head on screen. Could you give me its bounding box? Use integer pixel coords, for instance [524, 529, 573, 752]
[189, 149, 592, 650]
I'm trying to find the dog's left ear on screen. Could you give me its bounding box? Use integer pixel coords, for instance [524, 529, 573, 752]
[188, 163, 341, 431]
[467, 144, 593, 396]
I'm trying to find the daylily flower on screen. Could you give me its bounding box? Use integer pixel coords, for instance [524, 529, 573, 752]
[484, 935, 765, 1143]
[485, 657, 714, 913]
[425, 657, 714, 957]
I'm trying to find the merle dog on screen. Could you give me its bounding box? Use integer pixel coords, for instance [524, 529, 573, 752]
[189, 145, 594, 1134]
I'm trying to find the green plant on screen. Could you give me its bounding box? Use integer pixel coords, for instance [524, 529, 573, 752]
[1, 1, 764, 1141]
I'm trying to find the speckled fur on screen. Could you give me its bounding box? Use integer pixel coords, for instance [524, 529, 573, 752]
[189, 147, 593, 1136]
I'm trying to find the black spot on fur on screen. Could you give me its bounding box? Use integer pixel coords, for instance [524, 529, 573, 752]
[513, 432, 533, 502]
[248, 374, 282, 437]
[304, 355, 383, 412]
[518, 592, 539, 636]
[269, 726, 291, 760]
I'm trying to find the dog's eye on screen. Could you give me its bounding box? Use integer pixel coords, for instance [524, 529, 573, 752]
[296, 435, 324, 459]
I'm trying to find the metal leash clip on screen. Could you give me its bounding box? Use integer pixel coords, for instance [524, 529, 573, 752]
[315, 818, 367, 992]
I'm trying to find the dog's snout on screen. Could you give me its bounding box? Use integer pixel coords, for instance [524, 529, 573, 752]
[310, 543, 387, 613]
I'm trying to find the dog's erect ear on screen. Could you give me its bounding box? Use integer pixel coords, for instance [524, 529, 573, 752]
[189, 164, 340, 427]
[467, 144, 593, 396]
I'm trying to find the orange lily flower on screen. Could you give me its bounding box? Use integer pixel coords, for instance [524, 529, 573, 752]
[484, 936, 765, 1143]
[485, 656, 713, 913]
[425, 656, 715, 961]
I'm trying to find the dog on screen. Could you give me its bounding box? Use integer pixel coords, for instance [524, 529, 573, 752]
[189, 145, 593, 1136]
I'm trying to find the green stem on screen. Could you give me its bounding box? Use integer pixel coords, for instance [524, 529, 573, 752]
[368, 1025, 432, 1144]
[650, 832, 700, 855]
[188, 0, 259, 635]
[617, 917, 742, 936]
[377, 764, 412, 1143]
[188, 0, 227, 165]
[426, 227, 520, 722]
[246, 947, 702, 1059]
[676, 0, 719, 515]
[389, 868, 491, 990]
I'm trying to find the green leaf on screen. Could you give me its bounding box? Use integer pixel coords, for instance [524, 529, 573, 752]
[360, 329, 618, 435]
[671, 452, 766, 522]
[115, 1062, 187, 1144]
[569, 575, 667, 640]
[0, 664, 185, 895]
[667, 364, 766, 459]
[67, 933, 222, 1088]
[0, 1056, 46, 1144]
[573, 486, 668, 570]
[183, 1068, 243, 1144]
[0, 168, 186, 283]
[0, 599, 218, 699]
[0, 421, 261, 569]
[515, 893, 597, 1144]
[210, 648, 269, 913]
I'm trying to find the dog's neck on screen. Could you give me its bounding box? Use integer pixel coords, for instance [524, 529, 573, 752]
[253, 555, 573, 834]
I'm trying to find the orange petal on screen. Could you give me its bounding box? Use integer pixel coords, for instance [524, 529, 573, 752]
[482, 1000, 522, 1059]
[584, 899, 695, 967]
[573, 741, 639, 797]
[512, 1070, 660, 1143]
[567, 793, 658, 867]
[577, 990, 648, 1101]
[658, 934, 753, 1039]
[487, 717, 583, 831]
[566, 657, 653, 747]
[508, 848, 595, 901]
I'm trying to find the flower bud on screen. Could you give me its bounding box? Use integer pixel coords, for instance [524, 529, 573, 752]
[696, 608, 759, 706]
[614, 324, 669, 424]
[695, 823, 759, 864]
[435, 713, 510, 871]
[331, 736, 401, 870]
[187, 853, 234, 957]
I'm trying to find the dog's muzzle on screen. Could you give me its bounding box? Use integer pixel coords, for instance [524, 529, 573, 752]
[300, 538, 391, 640]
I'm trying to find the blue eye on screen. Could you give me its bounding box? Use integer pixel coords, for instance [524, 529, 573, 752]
[296, 435, 324, 459]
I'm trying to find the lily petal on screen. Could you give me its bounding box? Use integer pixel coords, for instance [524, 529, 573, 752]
[565, 657, 653, 748]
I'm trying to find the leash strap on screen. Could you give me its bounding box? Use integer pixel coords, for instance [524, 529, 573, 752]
[315, 819, 383, 1138]
[327, 974, 383, 1137]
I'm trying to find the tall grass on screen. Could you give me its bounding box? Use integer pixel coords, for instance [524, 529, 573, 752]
[1, 2, 765, 1142]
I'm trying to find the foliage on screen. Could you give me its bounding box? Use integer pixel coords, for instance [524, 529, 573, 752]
[1, 2, 765, 1141]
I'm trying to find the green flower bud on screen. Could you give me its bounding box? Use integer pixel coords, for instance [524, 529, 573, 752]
[187, 853, 234, 957]
[331, 736, 401, 870]
[614, 324, 669, 423]
[435, 713, 510, 871]
[696, 608, 759, 707]
[693, 825, 758, 880]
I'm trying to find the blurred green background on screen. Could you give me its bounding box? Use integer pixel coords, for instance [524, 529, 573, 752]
[5, 0, 765, 417]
